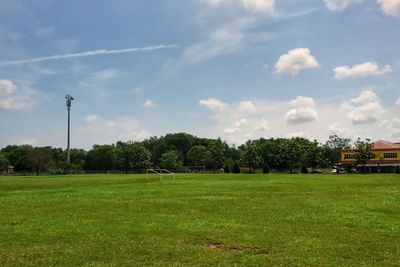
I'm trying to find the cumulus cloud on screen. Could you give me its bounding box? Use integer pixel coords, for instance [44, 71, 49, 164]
[0, 79, 17, 94]
[324, 0, 363, 11]
[377, 0, 400, 17]
[143, 99, 157, 108]
[275, 48, 319, 76]
[381, 118, 400, 138]
[285, 96, 318, 124]
[255, 119, 270, 131]
[0, 79, 39, 110]
[239, 100, 256, 112]
[342, 90, 385, 124]
[85, 114, 98, 122]
[333, 62, 392, 80]
[199, 98, 229, 112]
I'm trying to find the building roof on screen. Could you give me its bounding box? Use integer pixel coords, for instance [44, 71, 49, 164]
[372, 140, 400, 150]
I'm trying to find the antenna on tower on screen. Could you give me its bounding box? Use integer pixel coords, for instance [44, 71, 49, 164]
[65, 94, 74, 165]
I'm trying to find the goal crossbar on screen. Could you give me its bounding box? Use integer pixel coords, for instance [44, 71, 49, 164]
[146, 169, 176, 181]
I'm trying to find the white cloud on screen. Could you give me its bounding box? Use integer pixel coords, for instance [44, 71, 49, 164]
[255, 119, 270, 131]
[0, 45, 179, 66]
[18, 138, 39, 146]
[396, 98, 400, 107]
[289, 96, 315, 107]
[143, 99, 157, 108]
[324, 0, 363, 11]
[239, 100, 256, 112]
[334, 62, 392, 80]
[182, 18, 250, 63]
[206, 0, 275, 13]
[342, 90, 385, 124]
[381, 118, 400, 139]
[275, 48, 319, 76]
[235, 118, 247, 127]
[0, 79, 39, 110]
[285, 107, 319, 124]
[224, 128, 238, 134]
[199, 98, 229, 112]
[0, 79, 17, 94]
[85, 114, 98, 122]
[242, 0, 275, 13]
[285, 96, 318, 124]
[377, 0, 400, 17]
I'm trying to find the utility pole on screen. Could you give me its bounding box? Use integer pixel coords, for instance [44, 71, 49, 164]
[65, 94, 74, 165]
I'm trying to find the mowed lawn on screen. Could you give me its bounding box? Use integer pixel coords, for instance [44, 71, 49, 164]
[0, 174, 399, 266]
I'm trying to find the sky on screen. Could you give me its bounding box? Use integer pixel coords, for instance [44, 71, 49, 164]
[0, 0, 400, 149]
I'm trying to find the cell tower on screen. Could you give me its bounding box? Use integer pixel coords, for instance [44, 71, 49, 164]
[65, 94, 74, 165]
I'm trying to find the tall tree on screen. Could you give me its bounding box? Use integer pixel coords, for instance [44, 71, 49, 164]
[85, 145, 116, 172]
[1, 145, 33, 174]
[160, 150, 182, 170]
[208, 139, 227, 171]
[240, 142, 262, 173]
[275, 138, 302, 173]
[0, 153, 8, 172]
[354, 138, 375, 173]
[27, 148, 55, 176]
[326, 135, 352, 174]
[130, 142, 152, 173]
[187, 145, 210, 167]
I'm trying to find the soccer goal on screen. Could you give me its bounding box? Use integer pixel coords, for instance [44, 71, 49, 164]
[146, 169, 176, 181]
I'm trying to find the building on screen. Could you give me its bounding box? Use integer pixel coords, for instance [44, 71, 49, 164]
[340, 140, 400, 173]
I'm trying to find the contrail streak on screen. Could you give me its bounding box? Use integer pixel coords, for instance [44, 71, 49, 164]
[0, 44, 179, 66]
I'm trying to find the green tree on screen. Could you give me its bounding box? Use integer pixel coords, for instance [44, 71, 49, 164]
[160, 150, 182, 170]
[275, 138, 302, 173]
[240, 142, 262, 173]
[354, 138, 375, 173]
[27, 148, 55, 176]
[1, 145, 33, 174]
[208, 139, 226, 171]
[326, 135, 351, 174]
[187, 145, 210, 167]
[0, 153, 8, 172]
[130, 142, 152, 173]
[85, 145, 116, 172]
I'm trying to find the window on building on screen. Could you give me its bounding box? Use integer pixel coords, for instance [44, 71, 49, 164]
[344, 154, 355, 159]
[383, 153, 398, 159]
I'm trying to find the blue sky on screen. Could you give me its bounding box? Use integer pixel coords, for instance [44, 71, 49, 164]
[1, 0, 400, 148]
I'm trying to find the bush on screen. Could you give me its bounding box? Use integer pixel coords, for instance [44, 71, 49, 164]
[301, 165, 308, 174]
[224, 164, 230, 173]
[232, 162, 241, 174]
[396, 165, 400, 174]
[263, 165, 270, 174]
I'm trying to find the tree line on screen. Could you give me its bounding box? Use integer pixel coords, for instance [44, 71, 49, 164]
[0, 133, 375, 175]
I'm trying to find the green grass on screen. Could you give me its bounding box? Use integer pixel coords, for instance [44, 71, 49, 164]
[0, 173, 399, 266]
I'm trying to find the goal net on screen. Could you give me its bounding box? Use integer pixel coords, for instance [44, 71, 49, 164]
[146, 169, 176, 181]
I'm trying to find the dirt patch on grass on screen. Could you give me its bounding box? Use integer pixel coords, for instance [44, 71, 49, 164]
[206, 239, 268, 255]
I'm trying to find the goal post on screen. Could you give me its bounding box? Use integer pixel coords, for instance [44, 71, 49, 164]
[146, 169, 176, 181]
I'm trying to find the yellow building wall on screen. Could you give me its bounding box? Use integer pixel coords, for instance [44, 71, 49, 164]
[341, 150, 400, 163]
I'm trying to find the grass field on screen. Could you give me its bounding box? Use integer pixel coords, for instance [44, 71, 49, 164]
[0, 173, 399, 266]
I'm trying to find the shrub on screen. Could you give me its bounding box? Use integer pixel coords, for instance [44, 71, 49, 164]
[263, 164, 270, 174]
[232, 162, 241, 174]
[301, 165, 308, 174]
[224, 164, 230, 173]
[395, 165, 400, 174]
